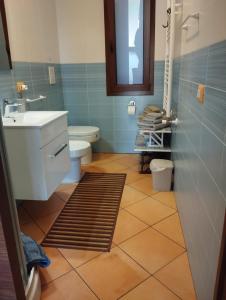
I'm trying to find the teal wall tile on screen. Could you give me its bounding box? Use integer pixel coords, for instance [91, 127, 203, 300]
[61, 61, 165, 153]
[203, 87, 226, 140]
[206, 40, 226, 91]
[0, 62, 64, 113]
[172, 39, 226, 300]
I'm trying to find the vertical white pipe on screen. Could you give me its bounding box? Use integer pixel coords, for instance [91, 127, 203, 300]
[166, 0, 175, 118]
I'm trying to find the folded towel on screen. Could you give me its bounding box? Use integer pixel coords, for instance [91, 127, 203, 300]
[20, 232, 51, 273]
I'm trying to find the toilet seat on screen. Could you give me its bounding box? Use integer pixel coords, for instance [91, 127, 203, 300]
[69, 140, 91, 158]
[68, 126, 99, 136]
[68, 126, 100, 143]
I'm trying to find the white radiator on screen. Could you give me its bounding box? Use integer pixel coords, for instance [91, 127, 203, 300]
[163, 0, 177, 118]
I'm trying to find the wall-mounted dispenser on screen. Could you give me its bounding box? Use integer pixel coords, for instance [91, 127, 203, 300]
[48, 66, 56, 85]
[128, 100, 136, 115]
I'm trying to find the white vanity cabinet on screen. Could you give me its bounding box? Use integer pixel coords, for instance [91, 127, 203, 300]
[3, 111, 70, 200]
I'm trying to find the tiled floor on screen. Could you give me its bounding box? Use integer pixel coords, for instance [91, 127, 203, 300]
[18, 153, 197, 300]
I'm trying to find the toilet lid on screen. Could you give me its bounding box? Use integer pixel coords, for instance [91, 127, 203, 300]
[69, 140, 91, 158]
[68, 126, 100, 136]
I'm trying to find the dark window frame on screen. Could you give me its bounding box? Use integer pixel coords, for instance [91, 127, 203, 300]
[104, 0, 156, 96]
[0, 0, 12, 69]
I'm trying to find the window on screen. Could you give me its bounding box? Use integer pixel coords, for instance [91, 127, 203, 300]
[104, 0, 155, 96]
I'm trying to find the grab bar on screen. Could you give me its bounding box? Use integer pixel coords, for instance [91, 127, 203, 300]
[26, 95, 47, 103]
[181, 13, 199, 29]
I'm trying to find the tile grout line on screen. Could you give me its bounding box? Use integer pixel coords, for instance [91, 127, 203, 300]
[117, 244, 153, 275]
[153, 276, 183, 300]
[151, 226, 186, 250]
[118, 241, 186, 289]
[40, 269, 73, 288]
[22, 204, 63, 238]
[58, 247, 103, 269]
[120, 193, 150, 210]
[124, 206, 177, 229]
[118, 229, 187, 271]
[21, 207, 46, 236]
[122, 208, 152, 227]
[127, 182, 160, 197]
[149, 194, 178, 210]
[124, 190, 178, 211]
[55, 248, 101, 300]
[116, 276, 152, 300]
[152, 251, 187, 277]
[121, 208, 186, 249]
[113, 219, 151, 247]
[73, 269, 101, 300]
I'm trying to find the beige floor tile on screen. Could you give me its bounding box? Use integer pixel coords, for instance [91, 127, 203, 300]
[120, 228, 185, 274]
[35, 212, 59, 234]
[152, 192, 177, 209]
[41, 270, 97, 300]
[124, 169, 147, 185]
[113, 210, 148, 245]
[17, 206, 32, 224]
[58, 248, 101, 268]
[128, 164, 141, 172]
[153, 213, 186, 248]
[96, 161, 128, 173]
[55, 184, 76, 202]
[39, 247, 72, 285]
[93, 153, 113, 161]
[121, 277, 180, 300]
[114, 155, 140, 168]
[22, 194, 64, 219]
[155, 253, 197, 300]
[129, 176, 156, 196]
[92, 153, 127, 165]
[120, 185, 148, 208]
[82, 164, 105, 173]
[77, 247, 149, 300]
[125, 197, 175, 226]
[20, 221, 44, 243]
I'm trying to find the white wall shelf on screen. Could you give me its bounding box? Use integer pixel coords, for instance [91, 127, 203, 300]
[134, 145, 172, 153]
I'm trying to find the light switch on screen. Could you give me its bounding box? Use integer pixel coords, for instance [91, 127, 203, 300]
[48, 66, 56, 85]
[197, 84, 205, 104]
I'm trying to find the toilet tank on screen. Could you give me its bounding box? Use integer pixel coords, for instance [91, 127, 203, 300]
[68, 126, 100, 143]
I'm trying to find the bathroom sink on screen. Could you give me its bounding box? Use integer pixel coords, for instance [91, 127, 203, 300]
[2, 111, 68, 128]
[3, 110, 70, 200]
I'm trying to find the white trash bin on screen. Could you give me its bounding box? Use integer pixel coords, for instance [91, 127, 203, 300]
[150, 159, 173, 191]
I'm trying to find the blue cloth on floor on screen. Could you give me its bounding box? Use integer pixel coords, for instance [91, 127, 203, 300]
[20, 232, 51, 273]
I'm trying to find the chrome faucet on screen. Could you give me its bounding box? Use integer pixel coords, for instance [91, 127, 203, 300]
[1, 99, 22, 117]
[1, 98, 10, 116]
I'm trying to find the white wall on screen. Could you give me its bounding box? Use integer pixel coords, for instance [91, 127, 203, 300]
[174, 0, 226, 57]
[4, 0, 60, 63]
[56, 0, 167, 63]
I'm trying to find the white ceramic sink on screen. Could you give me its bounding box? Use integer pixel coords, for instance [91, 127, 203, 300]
[2, 111, 68, 128]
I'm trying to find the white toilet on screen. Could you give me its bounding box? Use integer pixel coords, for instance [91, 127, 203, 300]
[68, 126, 100, 164]
[63, 140, 91, 183]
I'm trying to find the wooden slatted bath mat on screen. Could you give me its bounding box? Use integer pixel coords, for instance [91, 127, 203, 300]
[42, 172, 126, 252]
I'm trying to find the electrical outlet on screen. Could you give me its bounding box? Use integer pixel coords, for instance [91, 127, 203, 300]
[197, 84, 205, 104]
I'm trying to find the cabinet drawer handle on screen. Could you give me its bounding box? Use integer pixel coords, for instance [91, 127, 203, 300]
[49, 143, 68, 158]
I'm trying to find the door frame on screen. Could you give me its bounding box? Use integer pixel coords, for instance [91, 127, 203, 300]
[0, 119, 26, 300]
[214, 210, 226, 300]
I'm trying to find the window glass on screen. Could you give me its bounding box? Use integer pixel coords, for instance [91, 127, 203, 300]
[115, 0, 144, 85]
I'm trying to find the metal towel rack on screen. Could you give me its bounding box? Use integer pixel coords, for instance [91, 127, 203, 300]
[181, 13, 199, 30]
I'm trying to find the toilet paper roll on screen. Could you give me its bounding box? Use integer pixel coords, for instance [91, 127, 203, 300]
[128, 105, 136, 115]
